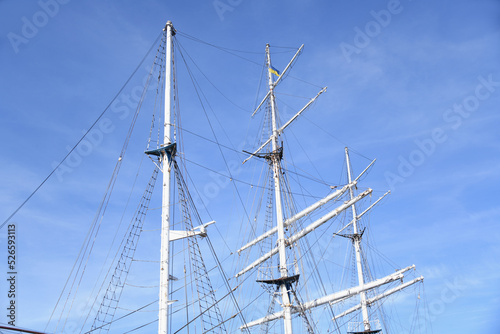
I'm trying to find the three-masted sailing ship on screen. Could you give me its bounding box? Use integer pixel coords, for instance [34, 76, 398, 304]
[40, 20, 425, 334]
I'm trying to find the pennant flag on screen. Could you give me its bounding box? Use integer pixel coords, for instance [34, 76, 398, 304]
[269, 65, 280, 76]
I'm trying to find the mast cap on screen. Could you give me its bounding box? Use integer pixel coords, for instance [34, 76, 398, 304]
[164, 20, 176, 35]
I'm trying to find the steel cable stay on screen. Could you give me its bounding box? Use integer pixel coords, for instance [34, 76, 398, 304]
[89, 169, 159, 333]
[177, 30, 298, 56]
[172, 157, 254, 333]
[275, 91, 318, 99]
[230, 159, 272, 312]
[180, 163, 234, 253]
[281, 157, 324, 200]
[169, 35, 261, 332]
[43, 33, 167, 334]
[299, 212, 350, 332]
[83, 300, 158, 334]
[122, 319, 158, 334]
[173, 140, 267, 332]
[176, 31, 265, 58]
[238, 104, 274, 262]
[80, 154, 151, 325]
[169, 160, 227, 333]
[80, 38, 168, 334]
[257, 168, 274, 283]
[182, 156, 324, 199]
[174, 39, 248, 175]
[148, 44, 339, 194]
[179, 107, 268, 261]
[278, 115, 330, 186]
[296, 223, 344, 333]
[174, 38, 258, 237]
[80, 28, 243, 333]
[281, 159, 342, 334]
[173, 38, 251, 114]
[101, 261, 236, 318]
[2, 32, 163, 232]
[47, 36, 166, 334]
[252, 53, 268, 119]
[360, 238, 427, 333]
[55, 76, 156, 333]
[302, 113, 375, 163]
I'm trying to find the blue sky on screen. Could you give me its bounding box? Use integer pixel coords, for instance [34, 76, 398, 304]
[1, 0, 499, 333]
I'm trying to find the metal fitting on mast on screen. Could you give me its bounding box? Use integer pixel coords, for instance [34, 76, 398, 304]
[164, 21, 176, 35]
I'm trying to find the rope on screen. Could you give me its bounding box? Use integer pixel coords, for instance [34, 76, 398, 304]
[47, 33, 163, 334]
[2, 32, 163, 231]
[174, 36, 251, 114]
[83, 300, 157, 333]
[174, 37, 256, 231]
[183, 156, 322, 199]
[79, 36, 166, 334]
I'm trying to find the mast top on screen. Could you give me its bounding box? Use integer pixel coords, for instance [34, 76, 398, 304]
[164, 20, 176, 35]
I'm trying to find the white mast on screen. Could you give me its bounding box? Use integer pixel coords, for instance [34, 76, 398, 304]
[158, 20, 174, 334]
[266, 44, 294, 334]
[147, 21, 217, 333]
[345, 147, 371, 332]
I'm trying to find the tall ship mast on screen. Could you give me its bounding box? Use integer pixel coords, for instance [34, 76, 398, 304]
[145, 21, 228, 334]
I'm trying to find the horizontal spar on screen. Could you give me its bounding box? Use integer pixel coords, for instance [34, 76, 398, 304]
[240, 265, 415, 329]
[236, 188, 372, 277]
[333, 189, 391, 235]
[237, 182, 356, 253]
[300, 265, 415, 311]
[251, 44, 304, 117]
[243, 85, 325, 164]
[332, 275, 424, 321]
